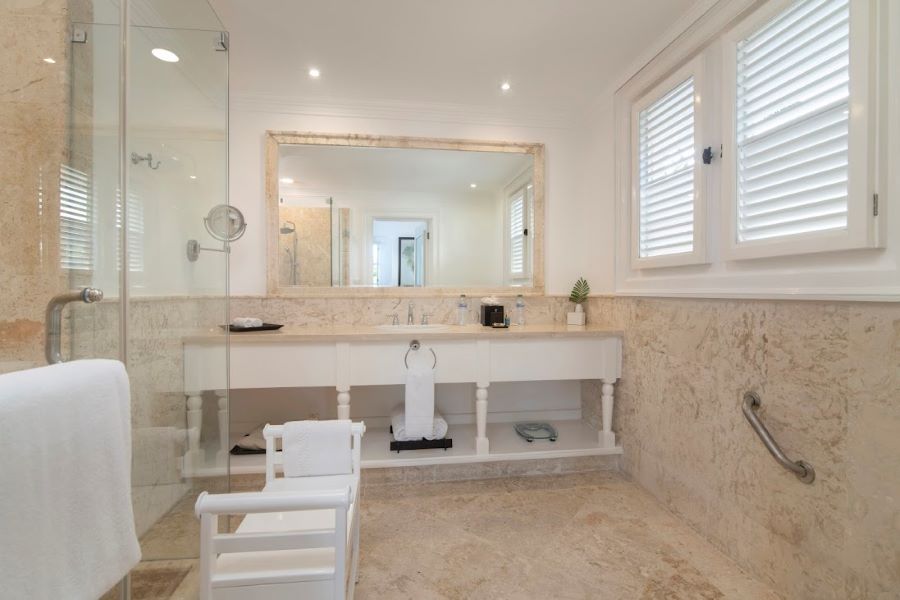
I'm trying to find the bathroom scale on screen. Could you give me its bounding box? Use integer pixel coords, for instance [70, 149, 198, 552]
[514, 422, 558, 443]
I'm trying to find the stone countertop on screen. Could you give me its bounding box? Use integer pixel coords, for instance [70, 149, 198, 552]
[183, 323, 623, 344]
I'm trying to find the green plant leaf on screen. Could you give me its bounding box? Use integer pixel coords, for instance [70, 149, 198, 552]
[569, 277, 590, 304]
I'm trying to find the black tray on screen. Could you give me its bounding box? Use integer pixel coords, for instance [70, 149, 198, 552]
[221, 323, 284, 332]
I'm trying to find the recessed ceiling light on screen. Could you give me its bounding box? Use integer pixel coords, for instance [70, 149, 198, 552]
[308, 67, 321, 79]
[151, 48, 179, 63]
[500, 81, 511, 92]
[43, 57, 56, 64]
[189, 175, 197, 180]
[470, 183, 478, 189]
[280, 177, 295, 184]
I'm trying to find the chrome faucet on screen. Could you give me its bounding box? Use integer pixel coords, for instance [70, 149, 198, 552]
[407, 301, 415, 325]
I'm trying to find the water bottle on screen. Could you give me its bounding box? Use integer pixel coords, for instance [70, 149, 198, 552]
[457, 294, 468, 326]
[515, 294, 525, 326]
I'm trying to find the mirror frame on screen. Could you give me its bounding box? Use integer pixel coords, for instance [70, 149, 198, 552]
[265, 131, 545, 297]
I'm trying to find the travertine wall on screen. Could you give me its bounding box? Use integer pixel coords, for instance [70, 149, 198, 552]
[0, 0, 71, 372]
[582, 297, 900, 599]
[277, 205, 332, 287]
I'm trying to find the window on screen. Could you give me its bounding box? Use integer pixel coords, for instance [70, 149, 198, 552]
[631, 56, 706, 268]
[507, 180, 533, 281]
[115, 192, 144, 273]
[59, 165, 93, 271]
[723, 0, 878, 259]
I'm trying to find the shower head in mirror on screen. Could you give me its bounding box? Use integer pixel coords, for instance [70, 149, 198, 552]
[280, 221, 296, 235]
[204, 204, 247, 242]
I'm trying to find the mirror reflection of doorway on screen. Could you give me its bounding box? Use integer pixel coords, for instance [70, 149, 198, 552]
[372, 218, 428, 287]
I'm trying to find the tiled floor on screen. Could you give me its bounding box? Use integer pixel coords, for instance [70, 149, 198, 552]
[123, 471, 781, 599]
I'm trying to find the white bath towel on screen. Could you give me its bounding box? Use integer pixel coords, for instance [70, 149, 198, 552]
[231, 316, 263, 328]
[404, 349, 436, 438]
[282, 420, 353, 478]
[0, 359, 141, 600]
[391, 406, 449, 441]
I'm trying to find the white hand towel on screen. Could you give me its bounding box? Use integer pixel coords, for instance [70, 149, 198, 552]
[232, 317, 263, 328]
[282, 420, 353, 478]
[404, 349, 435, 438]
[0, 359, 141, 600]
[391, 406, 448, 441]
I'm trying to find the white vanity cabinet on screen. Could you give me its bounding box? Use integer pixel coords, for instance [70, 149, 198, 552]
[183, 325, 622, 470]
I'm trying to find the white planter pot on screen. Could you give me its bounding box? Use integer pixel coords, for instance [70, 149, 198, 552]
[567, 303, 586, 326]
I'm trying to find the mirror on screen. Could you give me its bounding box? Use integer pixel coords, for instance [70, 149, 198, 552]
[266, 133, 544, 296]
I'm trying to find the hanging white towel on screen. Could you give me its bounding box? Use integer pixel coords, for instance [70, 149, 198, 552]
[0, 359, 141, 600]
[391, 406, 448, 441]
[404, 348, 435, 439]
[282, 420, 353, 478]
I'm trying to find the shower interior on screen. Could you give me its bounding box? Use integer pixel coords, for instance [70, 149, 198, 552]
[281, 220, 299, 285]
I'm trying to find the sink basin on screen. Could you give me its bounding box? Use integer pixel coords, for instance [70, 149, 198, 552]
[375, 324, 449, 332]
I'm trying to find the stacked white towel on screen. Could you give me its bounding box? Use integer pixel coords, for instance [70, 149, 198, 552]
[231, 317, 263, 328]
[0, 359, 141, 599]
[282, 420, 353, 477]
[391, 406, 449, 441]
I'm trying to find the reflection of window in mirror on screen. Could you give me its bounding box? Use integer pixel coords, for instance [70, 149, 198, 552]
[505, 170, 534, 285]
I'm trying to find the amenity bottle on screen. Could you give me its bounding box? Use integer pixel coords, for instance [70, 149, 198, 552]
[515, 294, 526, 326]
[457, 294, 468, 325]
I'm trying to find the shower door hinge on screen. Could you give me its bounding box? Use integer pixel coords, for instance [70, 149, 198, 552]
[215, 32, 229, 52]
[873, 193, 879, 217]
[72, 28, 87, 44]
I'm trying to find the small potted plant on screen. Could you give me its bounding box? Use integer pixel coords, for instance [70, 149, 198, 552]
[567, 277, 590, 326]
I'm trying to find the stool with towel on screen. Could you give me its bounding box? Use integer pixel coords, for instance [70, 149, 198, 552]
[196, 419, 365, 599]
[390, 340, 452, 452]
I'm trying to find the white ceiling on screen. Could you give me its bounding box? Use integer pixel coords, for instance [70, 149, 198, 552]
[209, 0, 698, 116]
[279, 145, 532, 195]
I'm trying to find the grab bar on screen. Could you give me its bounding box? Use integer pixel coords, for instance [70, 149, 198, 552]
[45, 288, 103, 364]
[742, 391, 815, 484]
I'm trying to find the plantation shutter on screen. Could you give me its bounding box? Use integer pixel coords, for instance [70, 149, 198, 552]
[637, 76, 696, 258]
[735, 0, 850, 242]
[59, 164, 93, 271]
[509, 187, 526, 277]
[115, 192, 145, 272]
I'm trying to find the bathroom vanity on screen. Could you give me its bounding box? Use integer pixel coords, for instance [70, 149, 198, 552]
[183, 324, 622, 472]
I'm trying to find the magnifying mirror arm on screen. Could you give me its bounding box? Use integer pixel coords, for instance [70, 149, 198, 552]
[186, 239, 230, 262]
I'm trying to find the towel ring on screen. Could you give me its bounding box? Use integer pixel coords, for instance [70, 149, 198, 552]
[405, 339, 437, 370]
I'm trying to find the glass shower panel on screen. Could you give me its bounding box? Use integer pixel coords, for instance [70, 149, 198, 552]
[125, 21, 229, 565]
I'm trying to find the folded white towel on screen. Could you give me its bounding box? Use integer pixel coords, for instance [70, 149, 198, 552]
[391, 406, 448, 441]
[231, 317, 263, 328]
[0, 359, 141, 599]
[282, 420, 353, 478]
[404, 348, 435, 438]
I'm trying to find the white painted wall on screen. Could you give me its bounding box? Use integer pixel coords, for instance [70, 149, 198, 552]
[228, 105, 617, 295]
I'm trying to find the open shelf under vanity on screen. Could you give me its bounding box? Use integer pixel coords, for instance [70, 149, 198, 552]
[229, 419, 623, 474]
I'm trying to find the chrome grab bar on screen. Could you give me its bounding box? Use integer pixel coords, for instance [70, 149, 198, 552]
[742, 391, 815, 484]
[45, 288, 103, 364]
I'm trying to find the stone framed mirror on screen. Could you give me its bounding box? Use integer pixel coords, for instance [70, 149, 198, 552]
[265, 132, 544, 296]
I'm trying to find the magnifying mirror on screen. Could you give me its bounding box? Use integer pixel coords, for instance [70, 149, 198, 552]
[187, 204, 247, 262]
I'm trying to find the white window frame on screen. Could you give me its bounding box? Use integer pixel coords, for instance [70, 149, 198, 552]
[630, 54, 708, 269]
[720, 0, 880, 260]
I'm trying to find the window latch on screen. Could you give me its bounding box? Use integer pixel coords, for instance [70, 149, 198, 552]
[523, 228, 529, 236]
[702, 147, 714, 165]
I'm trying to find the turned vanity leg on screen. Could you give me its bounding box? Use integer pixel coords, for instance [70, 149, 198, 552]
[336, 389, 351, 420]
[215, 391, 228, 466]
[600, 378, 617, 449]
[336, 342, 351, 420]
[475, 384, 489, 455]
[185, 392, 203, 473]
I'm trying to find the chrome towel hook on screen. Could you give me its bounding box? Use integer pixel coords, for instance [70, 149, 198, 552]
[404, 339, 437, 370]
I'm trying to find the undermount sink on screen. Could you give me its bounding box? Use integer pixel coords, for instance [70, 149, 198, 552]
[375, 324, 449, 332]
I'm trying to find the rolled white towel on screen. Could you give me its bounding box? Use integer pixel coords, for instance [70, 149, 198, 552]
[391, 405, 448, 441]
[231, 317, 263, 328]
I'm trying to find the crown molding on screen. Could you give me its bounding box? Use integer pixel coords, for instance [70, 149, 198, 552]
[230, 92, 579, 130]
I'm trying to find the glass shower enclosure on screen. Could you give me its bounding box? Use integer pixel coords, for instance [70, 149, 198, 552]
[0, 0, 229, 596]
